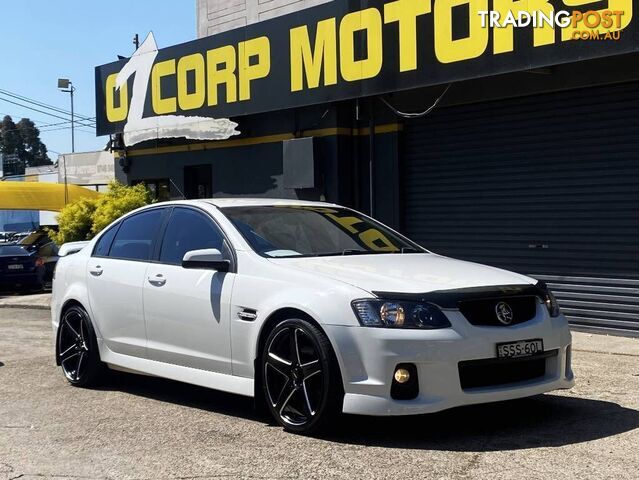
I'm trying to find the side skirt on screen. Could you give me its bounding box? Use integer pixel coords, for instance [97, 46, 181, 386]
[97, 339, 254, 397]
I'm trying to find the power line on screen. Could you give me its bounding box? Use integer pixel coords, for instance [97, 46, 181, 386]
[0, 112, 51, 125]
[0, 87, 97, 127]
[40, 125, 95, 135]
[0, 119, 94, 135]
[39, 121, 95, 132]
[0, 88, 95, 122]
[0, 88, 109, 157]
[0, 95, 96, 128]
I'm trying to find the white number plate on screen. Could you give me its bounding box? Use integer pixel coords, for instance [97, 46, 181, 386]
[7, 264, 23, 270]
[497, 339, 544, 359]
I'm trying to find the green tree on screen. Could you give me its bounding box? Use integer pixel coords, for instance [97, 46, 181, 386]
[0, 115, 23, 156]
[17, 118, 51, 167]
[47, 197, 97, 245]
[47, 181, 152, 245]
[91, 181, 152, 235]
[0, 115, 52, 172]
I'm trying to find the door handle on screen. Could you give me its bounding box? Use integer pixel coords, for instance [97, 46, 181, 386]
[89, 266, 103, 277]
[148, 274, 166, 287]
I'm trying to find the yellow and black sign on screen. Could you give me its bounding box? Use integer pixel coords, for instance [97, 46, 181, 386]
[95, 0, 637, 136]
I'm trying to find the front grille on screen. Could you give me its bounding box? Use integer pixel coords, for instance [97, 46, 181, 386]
[459, 296, 537, 326]
[458, 350, 557, 390]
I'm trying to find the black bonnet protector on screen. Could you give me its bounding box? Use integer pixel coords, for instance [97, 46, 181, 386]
[372, 284, 545, 310]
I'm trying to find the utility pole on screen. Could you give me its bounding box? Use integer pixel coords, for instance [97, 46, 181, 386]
[57, 79, 75, 153]
[70, 85, 75, 153]
[57, 78, 75, 205]
[133, 33, 140, 50]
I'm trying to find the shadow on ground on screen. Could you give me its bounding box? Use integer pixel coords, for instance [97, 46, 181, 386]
[0, 285, 51, 297]
[325, 394, 639, 451]
[100, 370, 639, 451]
[101, 371, 261, 422]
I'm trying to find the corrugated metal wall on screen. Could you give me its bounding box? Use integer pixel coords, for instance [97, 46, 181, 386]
[402, 81, 639, 333]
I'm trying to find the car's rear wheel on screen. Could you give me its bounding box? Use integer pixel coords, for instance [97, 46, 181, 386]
[261, 318, 342, 434]
[57, 305, 105, 387]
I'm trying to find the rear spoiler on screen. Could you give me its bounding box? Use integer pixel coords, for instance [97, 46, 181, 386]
[58, 241, 89, 257]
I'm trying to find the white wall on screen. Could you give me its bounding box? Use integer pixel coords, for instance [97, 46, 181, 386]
[197, 0, 333, 37]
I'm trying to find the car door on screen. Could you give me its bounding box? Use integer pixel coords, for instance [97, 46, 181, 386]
[87, 208, 167, 358]
[143, 207, 236, 374]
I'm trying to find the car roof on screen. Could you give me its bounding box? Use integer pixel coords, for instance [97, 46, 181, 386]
[199, 198, 341, 208]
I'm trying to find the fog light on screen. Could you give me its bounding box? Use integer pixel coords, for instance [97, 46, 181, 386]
[391, 363, 419, 400]
[394, 368, 411, 384]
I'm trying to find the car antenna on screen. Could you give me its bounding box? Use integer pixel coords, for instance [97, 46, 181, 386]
[169, 178, 186, 200]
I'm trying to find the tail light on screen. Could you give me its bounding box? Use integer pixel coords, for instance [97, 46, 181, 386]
[35, 257, 45, 267]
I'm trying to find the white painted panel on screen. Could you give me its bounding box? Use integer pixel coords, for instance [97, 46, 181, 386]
[198, 0, 333, 37]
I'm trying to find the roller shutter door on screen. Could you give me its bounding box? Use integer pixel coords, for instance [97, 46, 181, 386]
[402, 81, 639, 333]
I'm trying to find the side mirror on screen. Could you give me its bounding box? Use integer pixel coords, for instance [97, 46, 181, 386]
[182, 248, 230, 272]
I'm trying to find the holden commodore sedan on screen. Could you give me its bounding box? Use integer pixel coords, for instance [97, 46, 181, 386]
[52, 199, 574, 433]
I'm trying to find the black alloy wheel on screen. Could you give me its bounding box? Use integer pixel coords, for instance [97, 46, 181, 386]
[57, 305, 104, 387]
[262, 319, 342, 433]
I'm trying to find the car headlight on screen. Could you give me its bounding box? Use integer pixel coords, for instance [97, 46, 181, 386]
[352, 299, 451, 329]
[538, 282, 561, 317]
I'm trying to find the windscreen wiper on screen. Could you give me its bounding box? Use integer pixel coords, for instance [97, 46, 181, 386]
[341, 249, 372, 256]
[315, 249, 397, 257]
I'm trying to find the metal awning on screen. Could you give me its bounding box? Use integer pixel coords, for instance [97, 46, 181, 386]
[0, 182, 100, 212]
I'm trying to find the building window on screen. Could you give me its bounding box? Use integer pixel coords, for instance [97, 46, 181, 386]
[137, 179, 171, 202]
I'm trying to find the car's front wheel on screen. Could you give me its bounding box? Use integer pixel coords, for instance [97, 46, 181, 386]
[57, 305, 105, 387]
[261, 318, 342, 434]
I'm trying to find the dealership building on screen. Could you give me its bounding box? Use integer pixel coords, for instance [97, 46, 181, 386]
[97, 0, 639, 333]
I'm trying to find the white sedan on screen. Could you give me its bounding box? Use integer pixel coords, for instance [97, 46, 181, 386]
[52, 199, 574, 433]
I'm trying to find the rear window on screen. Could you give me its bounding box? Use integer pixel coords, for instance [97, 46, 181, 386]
[0, 246, 28, 256]
[18, 232, 49, 247]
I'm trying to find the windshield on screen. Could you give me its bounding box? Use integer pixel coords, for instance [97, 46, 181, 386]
[221, 206, 424, 258]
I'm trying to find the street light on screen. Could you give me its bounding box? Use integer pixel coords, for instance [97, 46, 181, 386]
[57, 79, 74, 205]
[57, 78, 75, 153]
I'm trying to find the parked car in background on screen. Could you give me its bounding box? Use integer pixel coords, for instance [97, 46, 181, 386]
[0, 231, 59, 291]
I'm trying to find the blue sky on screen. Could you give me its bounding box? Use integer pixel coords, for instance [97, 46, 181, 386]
[0, 1, 194, 159]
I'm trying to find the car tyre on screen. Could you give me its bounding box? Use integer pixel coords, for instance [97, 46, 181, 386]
[261, 318, 343, 434]
[57, 305, 105, 387]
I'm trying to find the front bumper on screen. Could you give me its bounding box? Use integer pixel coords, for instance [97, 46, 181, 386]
[326, 304, 574, 416]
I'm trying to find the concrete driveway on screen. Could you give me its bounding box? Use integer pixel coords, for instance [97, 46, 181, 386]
[0, 308, 638, 480]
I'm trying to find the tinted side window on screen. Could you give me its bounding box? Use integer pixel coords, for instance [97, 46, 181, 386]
[38, 242, 58, 257]
[110, 210, 165, 261]
[160, 208, 225, 265]
[93, 224, 119, 257]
